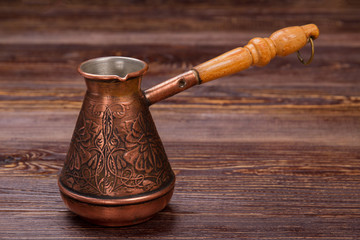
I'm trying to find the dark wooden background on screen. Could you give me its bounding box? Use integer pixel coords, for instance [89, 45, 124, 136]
[1, 0, 360, 239]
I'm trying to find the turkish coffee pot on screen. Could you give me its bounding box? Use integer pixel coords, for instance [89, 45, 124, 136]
[58, 24, 319, 226]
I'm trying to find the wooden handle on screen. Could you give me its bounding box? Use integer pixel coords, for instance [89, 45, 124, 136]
[193, 24, 319, 83]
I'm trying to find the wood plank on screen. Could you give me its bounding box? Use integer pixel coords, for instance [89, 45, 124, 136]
[0, 0, 359, 33]
[1, 142, 360, 239]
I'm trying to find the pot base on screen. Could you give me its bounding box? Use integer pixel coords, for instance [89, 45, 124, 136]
[58, 180, 175, 227]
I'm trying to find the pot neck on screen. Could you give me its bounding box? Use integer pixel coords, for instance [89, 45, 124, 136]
[85, 77, 142, 98]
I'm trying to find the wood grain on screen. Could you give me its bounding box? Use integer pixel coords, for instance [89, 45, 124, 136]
[194, 24, 320, 83]
[1, 0, 360, 239]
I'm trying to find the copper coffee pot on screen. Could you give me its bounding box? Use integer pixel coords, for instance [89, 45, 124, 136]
[58, 24, 319, 226]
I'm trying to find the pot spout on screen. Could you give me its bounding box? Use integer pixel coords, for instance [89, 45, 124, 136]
[144, 70, 200, 106]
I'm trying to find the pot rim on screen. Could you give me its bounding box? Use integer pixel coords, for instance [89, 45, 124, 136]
[78, 56, 149, 81]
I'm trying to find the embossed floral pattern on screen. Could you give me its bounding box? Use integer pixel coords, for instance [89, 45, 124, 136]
[123, 113, 165, 173]
[60, 95, 173, 197]
[65, 112, 95, 170]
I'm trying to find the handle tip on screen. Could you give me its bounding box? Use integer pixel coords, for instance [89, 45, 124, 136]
[301, 23, 320, 40]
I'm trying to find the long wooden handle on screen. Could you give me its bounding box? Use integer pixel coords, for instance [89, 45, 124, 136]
[193, 24, 319, 83]
[144, 24, 319, 105]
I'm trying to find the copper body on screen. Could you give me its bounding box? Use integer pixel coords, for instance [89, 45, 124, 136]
[59, 24, 319, 226]
[58, 57, 193, 226]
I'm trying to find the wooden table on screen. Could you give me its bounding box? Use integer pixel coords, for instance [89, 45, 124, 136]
[1, 1, 359, 239]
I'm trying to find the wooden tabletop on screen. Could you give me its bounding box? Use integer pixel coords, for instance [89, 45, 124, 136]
[1, 1, 360, 239]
